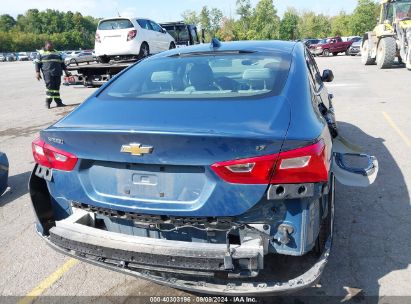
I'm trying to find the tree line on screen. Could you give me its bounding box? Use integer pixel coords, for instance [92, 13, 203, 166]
[0, 9, 98, 52]
[183, 0, 380, 42]
[0, 0, 379, 52]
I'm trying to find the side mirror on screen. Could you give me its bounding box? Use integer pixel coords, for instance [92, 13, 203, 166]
[161, 28, 167, 34]
[322, 69, 334, 83]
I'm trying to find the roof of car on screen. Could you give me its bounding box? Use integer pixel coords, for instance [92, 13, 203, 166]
[99, 17, 153, 22]
[154, 40, 297, 58]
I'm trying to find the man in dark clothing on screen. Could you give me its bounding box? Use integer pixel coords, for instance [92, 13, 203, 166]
[35, 41, 70, 109]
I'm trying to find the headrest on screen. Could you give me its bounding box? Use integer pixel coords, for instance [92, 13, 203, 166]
[189, 63, 214, 88]
[151, 71, 175, 83]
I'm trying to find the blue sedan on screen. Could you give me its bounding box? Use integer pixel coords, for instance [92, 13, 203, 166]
[29, 40, 378, 295]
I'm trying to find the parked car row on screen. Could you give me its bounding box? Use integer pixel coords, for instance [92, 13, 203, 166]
[0, 51, 38, 62]
[0, 50, 97, 65]
[0, 53, 17, 61]
[305, 36, 362, 57]
[0, 52, 37, 62]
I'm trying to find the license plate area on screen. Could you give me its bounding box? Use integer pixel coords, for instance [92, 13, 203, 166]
[87, 162, 207, 202]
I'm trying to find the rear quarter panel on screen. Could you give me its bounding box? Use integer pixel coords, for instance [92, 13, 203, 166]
[281, 44, 326, 150]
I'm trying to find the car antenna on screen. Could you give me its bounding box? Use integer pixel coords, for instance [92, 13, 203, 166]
[117, 9, 121, 17]
[210, 38, 221, 49]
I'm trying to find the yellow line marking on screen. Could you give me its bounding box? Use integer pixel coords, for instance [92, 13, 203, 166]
[382, 111, 411, 150]
[18, 258, 79, 304]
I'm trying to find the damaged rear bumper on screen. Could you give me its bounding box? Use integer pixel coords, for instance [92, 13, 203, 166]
[35, 208, 332, 296]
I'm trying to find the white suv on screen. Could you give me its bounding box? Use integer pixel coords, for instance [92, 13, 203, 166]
[95, 18, 175, 63]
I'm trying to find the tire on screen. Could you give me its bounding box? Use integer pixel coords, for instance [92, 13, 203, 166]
[139, 42, 149, 59]
[332, 52, 338, 56]
[345, 50, 349, 56]
[376, 37, 396, 69]
[323, 49, 330, 57]
[169, 42, 176, 50]
[314, 175, 335, 256]
[361, 38, 376, 65]
[98, 56, 110, 64]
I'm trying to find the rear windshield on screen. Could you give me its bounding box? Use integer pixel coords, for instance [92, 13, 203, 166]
[98, 19, 134, 30]
[99, 52, 291, 100]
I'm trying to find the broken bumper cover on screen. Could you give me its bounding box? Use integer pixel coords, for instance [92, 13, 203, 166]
[36, 209, 332, 296]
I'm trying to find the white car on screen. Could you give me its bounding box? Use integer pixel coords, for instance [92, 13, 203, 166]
[18, 52, 29, 61]
[64, 51, 95, 66]
[95, 17, 175, 63]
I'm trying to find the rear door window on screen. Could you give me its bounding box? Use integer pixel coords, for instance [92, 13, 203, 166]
[137, 19, 153, 30]
[98, 19, 134, 30]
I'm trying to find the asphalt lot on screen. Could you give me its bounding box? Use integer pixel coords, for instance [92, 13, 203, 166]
[1, 56, 411, 302]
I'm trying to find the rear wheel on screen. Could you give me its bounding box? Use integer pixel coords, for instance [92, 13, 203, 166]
[361, 38, 376, 65]
[98, 56, 110, 64]
[139, 42, 149, 59]
[323, 49, 330, 57]
[376, 37, 396, 69]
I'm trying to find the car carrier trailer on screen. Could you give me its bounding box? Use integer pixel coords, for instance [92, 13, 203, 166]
[65, 60, 135, 87]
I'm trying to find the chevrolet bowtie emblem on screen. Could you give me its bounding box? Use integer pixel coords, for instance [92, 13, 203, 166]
[120, 143, 153, 156]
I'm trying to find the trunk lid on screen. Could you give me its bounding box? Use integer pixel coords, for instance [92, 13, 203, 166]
[43, 97, 291, 216]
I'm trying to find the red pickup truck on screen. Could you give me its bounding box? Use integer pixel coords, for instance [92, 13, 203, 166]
[309, 36, 353, 57]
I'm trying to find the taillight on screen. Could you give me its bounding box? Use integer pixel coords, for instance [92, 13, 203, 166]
[32, 138, 78, 171]
[270, 140, 329, 184]
[95, 33, 101, 43]
[211, 140, 329, 185]
[127, 29, 137, 41]
[211, 154, 278, 184]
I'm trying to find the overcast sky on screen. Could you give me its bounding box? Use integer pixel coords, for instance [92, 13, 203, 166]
[0, 0, 359, 21]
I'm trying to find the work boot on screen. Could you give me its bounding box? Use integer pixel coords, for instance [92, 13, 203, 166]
[45, 99, 52, 109]
[55, 100, 67, 107]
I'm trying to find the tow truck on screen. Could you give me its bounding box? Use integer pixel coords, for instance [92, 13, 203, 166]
[65, 22, 202, 87]
[160, 21, 202, 46]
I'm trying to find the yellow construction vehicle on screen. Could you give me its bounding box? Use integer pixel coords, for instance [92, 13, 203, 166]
[362, 0, 411, 70]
